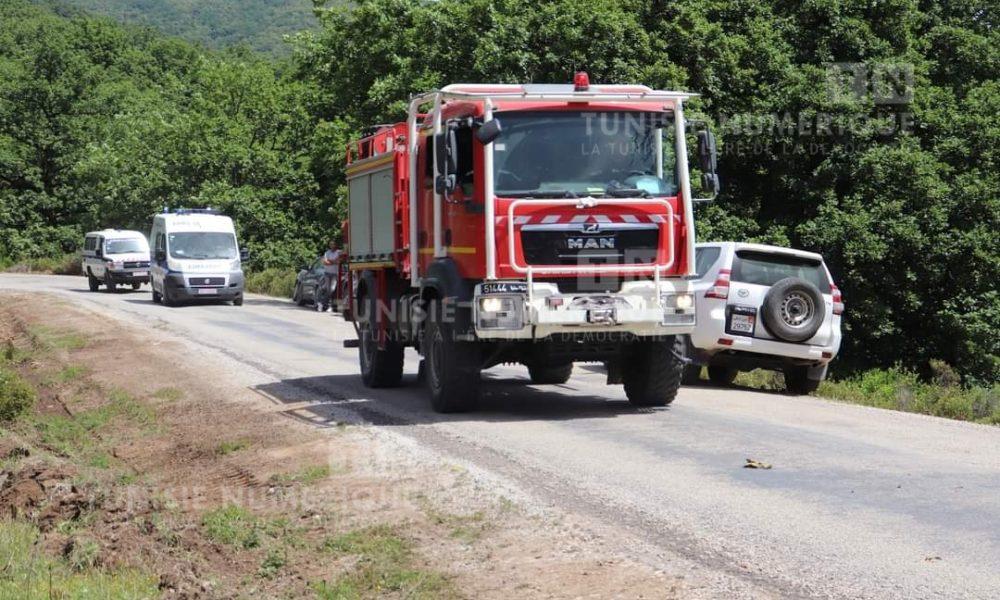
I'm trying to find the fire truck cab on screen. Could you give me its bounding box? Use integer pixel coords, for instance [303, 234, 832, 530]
[342, 73, 719, 412]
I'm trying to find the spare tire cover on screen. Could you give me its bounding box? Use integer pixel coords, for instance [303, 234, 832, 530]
[760, 277, 825, 343]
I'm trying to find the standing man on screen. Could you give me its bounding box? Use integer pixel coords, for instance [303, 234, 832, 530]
[320, 240, 342, 312]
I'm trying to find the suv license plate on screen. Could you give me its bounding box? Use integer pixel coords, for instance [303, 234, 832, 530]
[133, 271, 147, 277]
[730, 314, 754, 333]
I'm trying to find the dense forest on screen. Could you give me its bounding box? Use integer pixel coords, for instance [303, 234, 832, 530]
[0, 0, 997, 385]
[31, 0, 316, 54]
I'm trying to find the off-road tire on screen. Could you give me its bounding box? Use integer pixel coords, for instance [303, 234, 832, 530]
[424, 300, 480, 413]
[622, 336, 684, 407]
[104, 274, 117, 293]
[784, 366, 821, 395]
[357, 293, 403, 388]
[761, 277, 825, 343]
[528, 363, 573, 385]
[87, 271, 100, 292]
[293, 283, 306, 306]
[708, 366, 738, 386]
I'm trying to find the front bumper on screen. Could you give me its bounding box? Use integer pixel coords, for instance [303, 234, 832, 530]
[164, 271, 244, 301]
[474, 280, 696, 340]
[107, 270, 150, 284]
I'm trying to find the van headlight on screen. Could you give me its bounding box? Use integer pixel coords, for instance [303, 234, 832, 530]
[476, 296, 524, 330]
[661, 293, 695, 325]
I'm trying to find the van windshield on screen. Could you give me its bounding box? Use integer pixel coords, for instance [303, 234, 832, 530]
[105, 239, 147, 254]
[168, 232, 237, 260]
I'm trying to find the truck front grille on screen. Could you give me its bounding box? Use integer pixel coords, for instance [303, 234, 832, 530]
[520, 225, 659, 267]
[124, 261, 150, 269]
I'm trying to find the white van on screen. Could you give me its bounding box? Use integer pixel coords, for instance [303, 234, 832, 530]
[149, 209, 247, 306]
[81, 229, 151, 292]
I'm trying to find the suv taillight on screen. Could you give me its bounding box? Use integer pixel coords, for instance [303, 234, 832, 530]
[705, 268, 731, 299]
[831, 284, 844, 315]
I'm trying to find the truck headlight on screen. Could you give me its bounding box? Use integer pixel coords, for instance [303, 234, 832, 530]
[661, 293, 695, 325]
[662, 293, 694, 310]
[477, 296, 524, 330]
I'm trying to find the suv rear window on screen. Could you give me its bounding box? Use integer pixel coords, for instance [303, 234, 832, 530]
[732, 251, 830, 293]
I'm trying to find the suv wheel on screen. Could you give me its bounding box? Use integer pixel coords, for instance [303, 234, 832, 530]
[104, 274, 117, 293]
[622, 336, 684, 407]
[708, 366, 738, 386]
[87, 271, 100, 292]
[784, 366, 821, 395]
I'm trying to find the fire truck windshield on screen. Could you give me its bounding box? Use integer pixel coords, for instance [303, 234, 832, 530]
[493, 110, 678, 198]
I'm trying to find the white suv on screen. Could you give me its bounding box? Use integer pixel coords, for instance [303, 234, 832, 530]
[82, 229, 151, 292]
[685, 242, 843, 394]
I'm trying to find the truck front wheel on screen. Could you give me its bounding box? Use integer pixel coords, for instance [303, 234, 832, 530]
[424, 302, 480, 413]
[358, 294, 403, 388]
[622, 337, 684, 407]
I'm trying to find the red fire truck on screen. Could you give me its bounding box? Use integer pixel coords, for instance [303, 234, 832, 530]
[341, 73, 719, 412]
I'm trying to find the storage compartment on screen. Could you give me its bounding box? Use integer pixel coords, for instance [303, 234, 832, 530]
[347, 164, 396, 261]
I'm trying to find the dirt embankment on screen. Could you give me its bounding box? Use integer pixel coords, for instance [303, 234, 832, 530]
[0, 293, 679, 599]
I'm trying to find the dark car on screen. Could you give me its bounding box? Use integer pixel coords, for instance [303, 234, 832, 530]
[292, 258, 326, 306]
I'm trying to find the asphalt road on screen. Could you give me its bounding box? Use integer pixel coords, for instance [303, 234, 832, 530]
[3, 273, 998, 599]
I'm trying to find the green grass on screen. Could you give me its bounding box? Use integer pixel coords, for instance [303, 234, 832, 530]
[28, 324, 88, 351]
[201, 504, 261, 549]
[0, 366, 36, 422]
[151, 387, 184, 402]
[269, 464, 331, 485]
[245, 267, 297, 298]
[31, 389, 157, 463]
[0, 520, 157, 599]
[317, 525, 456, 600]
[216, 438, 251, 456]
[57, 364, 90, 382]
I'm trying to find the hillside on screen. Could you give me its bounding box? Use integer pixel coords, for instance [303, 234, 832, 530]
[34, 0, 317, 54]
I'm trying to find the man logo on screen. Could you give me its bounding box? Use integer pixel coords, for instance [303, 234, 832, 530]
[568, 238, 616, 250]
[582, 222, 601, 233]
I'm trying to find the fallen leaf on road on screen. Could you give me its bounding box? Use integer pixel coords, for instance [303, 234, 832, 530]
[744, 458, 772, 470]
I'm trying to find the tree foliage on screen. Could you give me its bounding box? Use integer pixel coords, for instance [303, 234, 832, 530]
[0, 0, 997, 383]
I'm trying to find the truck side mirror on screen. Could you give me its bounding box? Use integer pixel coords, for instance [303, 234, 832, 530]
[240, 248, 250, 261]
[475, 118, 502, 144]
[434, 130, 457, 178]
[697, 130, 718, 174]
[155, 249, 166, 262]
[434, 129, 458, 194]
[95, 247, 103, 258]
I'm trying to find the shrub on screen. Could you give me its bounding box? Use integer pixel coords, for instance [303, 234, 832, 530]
[0, 253, 82, 276]
[245, 268, 297, 298]
[0, 367, 36, 422]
